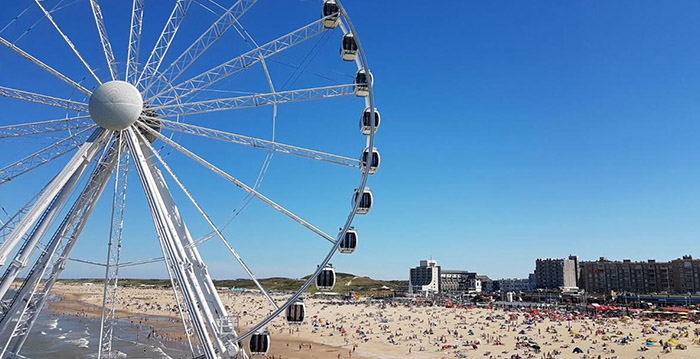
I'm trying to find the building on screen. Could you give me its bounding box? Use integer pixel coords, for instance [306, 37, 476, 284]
[528, 273, 537, 290]
[495, 278, 532, 292]
[670, 255, 700, 294]
[580, 256, 700, 295]
[409, 260, 441, 295]
[441, 270, 481, 293]
[477, 275, 494, 292]
[535, 256, 578, 289]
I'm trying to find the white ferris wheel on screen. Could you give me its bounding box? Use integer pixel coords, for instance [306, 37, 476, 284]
[0, 0, 379, 358]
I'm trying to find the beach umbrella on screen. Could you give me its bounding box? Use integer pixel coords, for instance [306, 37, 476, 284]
[572, 347, 583, 353]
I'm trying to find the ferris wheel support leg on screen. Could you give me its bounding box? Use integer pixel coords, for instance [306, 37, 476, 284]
[0, 141, 121, 357]
[0, 130, 110, 303]
[0, 129, 108, 267]
[97, 138, 129, 359]
[125, 128, 237, 359]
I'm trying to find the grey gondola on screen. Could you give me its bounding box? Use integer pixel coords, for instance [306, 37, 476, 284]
[323, 0, 340, 28]
[352, 188, 373, 214]
[338, 227, 358, 254]
[316, 264, 336, 291]
[249, 329, 270, 356]
[360, 107, 381, 135]
[354, 69, 371, 97]
[341, 33, 358, 61]
[286, 300, 306, 324]
[361, 147, 380, 175]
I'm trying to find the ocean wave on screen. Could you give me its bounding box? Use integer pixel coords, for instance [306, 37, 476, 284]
[152, 346, 172, 359]
[47, 319, 58, 330]
[66, 337, 89, 349]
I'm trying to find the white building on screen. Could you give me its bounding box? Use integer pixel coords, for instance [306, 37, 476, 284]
[409, 260, 441, 296]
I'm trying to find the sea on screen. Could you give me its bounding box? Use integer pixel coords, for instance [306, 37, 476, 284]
[12, 310, 192, 359]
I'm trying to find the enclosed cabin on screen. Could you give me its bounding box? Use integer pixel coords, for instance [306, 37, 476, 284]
[286, 300, 306, 324]
[352, 187, 373, 214]
[341, 33, 358, 61]
[338, 227, 358, 254]
[322, 0, 340, 29]
[316, 264, 336, 291]
[360, 107, 381, 135]
[361, 147, 380, 175]
[354, 69, 372, 97]
[249, 329, 270, 356]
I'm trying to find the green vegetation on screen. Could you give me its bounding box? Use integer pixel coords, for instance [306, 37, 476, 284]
[57, 273, 407, 296]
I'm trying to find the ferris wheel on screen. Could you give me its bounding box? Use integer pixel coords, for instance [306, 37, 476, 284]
[0, 0, 378, 358]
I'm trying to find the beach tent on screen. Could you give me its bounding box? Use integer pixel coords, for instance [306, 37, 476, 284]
[572, 347, 583, 353]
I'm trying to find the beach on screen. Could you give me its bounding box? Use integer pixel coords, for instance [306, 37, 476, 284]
[48, 282, 700, 359]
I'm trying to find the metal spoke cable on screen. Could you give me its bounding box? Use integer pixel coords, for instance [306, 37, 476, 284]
[157, 118, 359, 167]
[142, 0, 257, 96]
[0, 5, 31, 35]
[137, 122, 337, 244]
[148, 15, 336, 105]
[0, 36, 91, 96]
[0, 126, 95, 185]
[0, 85, 89, 113]
[151, 84, 355, 117]
[135, 129, 279, 309]
[13, 0, 66, 43]
[0, 116, 92, 139]
[33, 0, 102, 84]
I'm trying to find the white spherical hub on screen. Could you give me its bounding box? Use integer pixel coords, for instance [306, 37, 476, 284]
[89, 81, 143, 130]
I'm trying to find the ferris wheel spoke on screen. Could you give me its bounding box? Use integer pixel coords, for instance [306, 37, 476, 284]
[142, 0, 258, 96]
[98, 135, 130, 359]
[0, 36, 91, 96]
[125, 0, 145, 84]
[152, 84, 355, 117]
[33, 0, 102, 85]
[136, 0, 193, 88]
[0, 126, 97, 185]
[149, 15, 336, 105]
[138, 123, 337, 245]
[0, 85, 89, 113]
[0, 183, 50, 254]
[0, 116, 93, 139]
[135, 129, 279, 310]
[157, 118, 360, 168]
[89, 0, 119, 81]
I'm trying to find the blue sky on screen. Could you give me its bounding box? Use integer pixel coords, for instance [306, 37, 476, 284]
[1, 1, 700, 281]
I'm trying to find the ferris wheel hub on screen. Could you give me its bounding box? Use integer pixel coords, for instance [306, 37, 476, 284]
[89, 80, 143, 130]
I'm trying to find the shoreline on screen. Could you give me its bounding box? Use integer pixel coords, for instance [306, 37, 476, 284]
[48, 284, 370, 359]
[46, 283, 700, 359]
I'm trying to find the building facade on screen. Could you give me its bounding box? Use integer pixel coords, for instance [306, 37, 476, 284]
[496, 278, 533, 292]
[580, 256, 700, 294]
[535, 256, 578, 289]
[409, 260, 441, 295]
[441, 270, 481, 293]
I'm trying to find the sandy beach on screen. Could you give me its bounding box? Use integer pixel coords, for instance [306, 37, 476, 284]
[49, 283, 700, 359]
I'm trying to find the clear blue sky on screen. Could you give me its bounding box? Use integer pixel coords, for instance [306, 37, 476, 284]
[1, 1, 700, 281]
